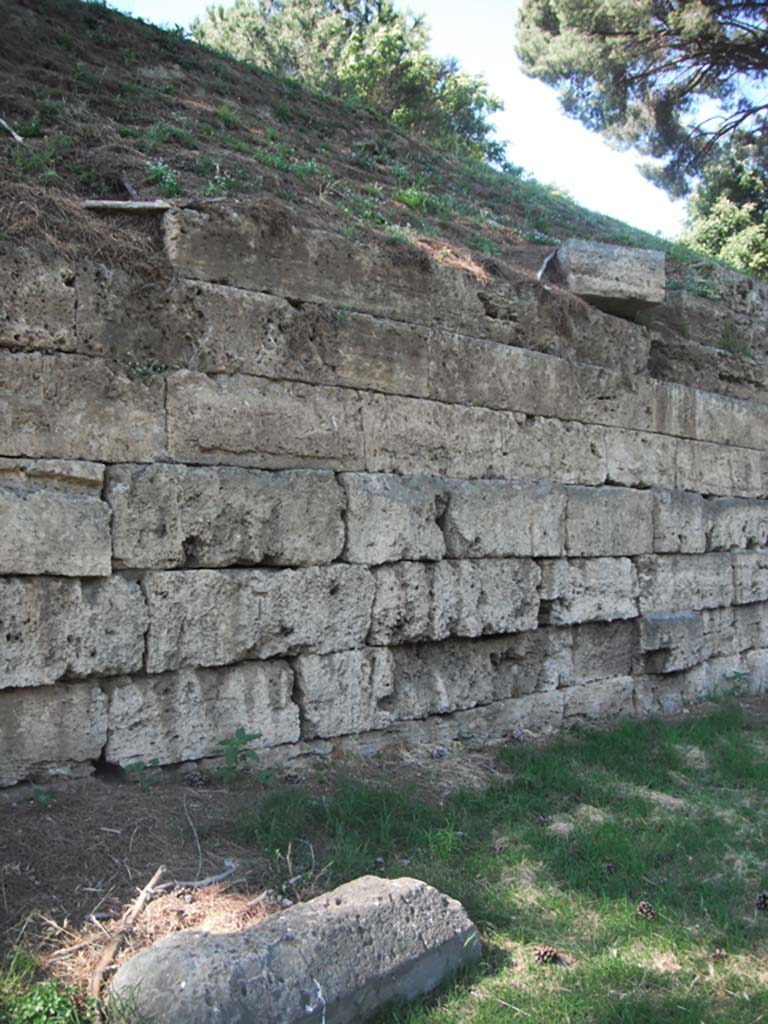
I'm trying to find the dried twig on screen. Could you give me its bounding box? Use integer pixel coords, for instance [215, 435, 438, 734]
[182, 796, 203, 883]
[88, 865, 165, 1008]
[155, 858, 238, 892]
[0, 117, 24, 143]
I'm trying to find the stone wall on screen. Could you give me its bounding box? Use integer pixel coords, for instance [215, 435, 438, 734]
[2, 201, 767, 786]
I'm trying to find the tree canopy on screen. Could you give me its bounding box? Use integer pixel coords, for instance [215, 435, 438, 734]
[192, 0, 505, 161]
[515, 0, 768, 197]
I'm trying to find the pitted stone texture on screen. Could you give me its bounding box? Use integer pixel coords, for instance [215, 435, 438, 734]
[442, 480, 564, 558]
[640, 608, 736, 674]
[540, 558, 638, 625]
[744, 649, 768, 693]
[143, 566, 374, 673]
[565, 486, 653, 556]
[341, 474, 447, 565]
[368, 559, 540, 645]
[653, 489, 707, 553]
[0, 577, 148, 690]
[0, 351, 165, 462]
[636, 553, 734, 614]
[604, 428, 677, 490]
[676, 438, 765, 499]
[0, 459, 110, 576]
[111, 875, 480, 1024]
[0, 683, 107, 787]
[295, 648, 395, 738]
[0, 249, 76, 352]
[707, 499, 768, 552]
[733, 602, 768, 651]
[167, 371, 364, 470]
[570, 620, 637, 683]
[544, 239, 665, 318]
[563, 677, 636, 722]
[108, 465, 343, 569]
[732, 551, 768, 605]
[104, 662, 299, 766]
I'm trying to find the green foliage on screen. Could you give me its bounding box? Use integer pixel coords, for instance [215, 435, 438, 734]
[31, 788, 56, 811]
[516, 0, 768, 197]
[143, 120, 198, 149]
[0, 954, 94, 1024]
[217, 726, 265, 784]
[145, 160, 181, 196]
[192, 0, 504, 161]
[217, 101, 241, 128]
[125, 758, 162, 789]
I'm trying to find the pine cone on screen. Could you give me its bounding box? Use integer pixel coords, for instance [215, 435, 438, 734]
[184, 770, 207, 788]
[636, 900, 657, 920]
[755, 891, 768, 911]
[710, 948, 728, 962]
[534, 946, 560, 964]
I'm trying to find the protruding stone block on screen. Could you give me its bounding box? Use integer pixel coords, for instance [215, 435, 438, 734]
[571, 620, 637, 682]
[111, 875, 481, 1024]
[0, 683, 107, 787]
[565, 485, 653, 556]
[108, 465, 343, 569]
[295, 648, 394, 738]
[143, 566, 374, 673]
[708, 499, 768, 551]
[636, 553, 733, 613]
[732, 551, 768, 604]
[542, 238, 665, 318]
[104, 662, 300, 766]
[563, 676, 635, 721]
[0, 458, 111, 576]
[341, 473, 446, 565]
[604, 428, 677, 490]
[0, 577, 148, 690]
[539, 558, 638, 625]
[368, 559, 540, 645]
[442, 479, 565, 558]
[653, 489, 706, 553]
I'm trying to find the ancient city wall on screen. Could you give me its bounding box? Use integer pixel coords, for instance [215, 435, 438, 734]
[2, 200, 768, 786]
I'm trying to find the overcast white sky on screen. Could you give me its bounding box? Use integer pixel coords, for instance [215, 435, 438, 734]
[116, 0, 688, 238]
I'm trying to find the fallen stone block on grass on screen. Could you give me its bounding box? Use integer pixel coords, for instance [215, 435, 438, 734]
[110, 875, 480, 1024]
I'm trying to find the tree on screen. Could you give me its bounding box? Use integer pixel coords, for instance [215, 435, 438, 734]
[192, 0, 504, 161]
[515, 0, 768, 196]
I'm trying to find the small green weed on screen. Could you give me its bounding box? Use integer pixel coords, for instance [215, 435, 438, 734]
[218, 102, 240, 129]
[719, 322, 753, 359]
[31, 788, 56, 811]
[144, 121, 198, 150]
[145, 160, 181, 197]
[125, 758, 162, 790]
[0, 953, 94, 1024]
[217, 727, 272, 785]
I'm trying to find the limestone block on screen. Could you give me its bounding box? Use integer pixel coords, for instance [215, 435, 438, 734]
[544, 239, 665, 318]
[0, 577, 148, 690]
[384, 629, 571, 722]
[143, 566, 374, 673]
[707, 499, 768, 551]
[340, 474, 446, 565]
[0, 683, 107, 787]
[368, 559, 540, 645]
[0, 248, 76, 352]
[732, 602, 768, 651]
[693, 389, 768, 452]
[676, 438, 764, 499]
[166, 370, 365, 470]
[565, 486, 653, 556]
[295, 648, 394, 738]
[0, 351, 165, 462]
[104, 662, 300, 766]
[0, 458, 111, 576]
[640, 612, 704, 673]
[442, 479, 565, 558]
[108, 464, 344, 569]
[732, 551, 768, 604]
[563, 676, 636, 721]
[449, 689, 565, 742]
[111, 874, 480, 1024]
[744, 649, 768, 693]
[539, 558, 638, 625]
[652, 489, 707, 553]
[604, 428, 677, 490]
[636, 553, 733, 613]
[571, 620, 637, 682]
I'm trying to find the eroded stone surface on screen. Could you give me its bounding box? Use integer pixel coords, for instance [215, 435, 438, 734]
[653, 489, 707, 553]
[442, 480, 564, 558]
[540, 558, 638, 625]
[636, 553, 734, 613]
[566, 486, 653, 556]
[295, 648, 394, 738]
[111, 875, 480, 1024]
[544, 239, 665, 318]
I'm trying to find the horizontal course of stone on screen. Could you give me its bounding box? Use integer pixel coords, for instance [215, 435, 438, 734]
[2, 204, 768, 786]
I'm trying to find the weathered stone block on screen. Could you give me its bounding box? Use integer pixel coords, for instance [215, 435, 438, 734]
[653, 489, 707, 553]
[733, 602, 768, 651]
[563, 676, 636, 721]
[744, 649, 768, 693]
[539, 558, 638, 625]
[566, 486, 653, 556]
[707, 499, 768, 551]
[0, 458, 111, 576]
[104, 662, 300, 766]
[167, 370, 365, 470]
[111, 875, 480, 1024]
[143, 566, 374, 673]
[448, 689, 565, 743]
[543, 238, 665, 318]
[0, 577, 147, 689]
[571, 620, 637, 682]
[732, 551, 768, 604]
[0, 683, 107, 787]
[640, 612, 704, 673]
[676, 438, 764, 499]
[0, 248, 76, 352]
[368, 559, 540, 645]
[295, 648, 394, 738]
[108, 464, 343, 569]
[636, 553, 733, 614]
[604, 428, 677, 490]
[442, 479, 564, 558]
[0, 351, 165, 462]
[341, 474, 446, 565]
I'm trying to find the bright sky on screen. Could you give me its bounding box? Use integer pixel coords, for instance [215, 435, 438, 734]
[116, 0, 687, 238]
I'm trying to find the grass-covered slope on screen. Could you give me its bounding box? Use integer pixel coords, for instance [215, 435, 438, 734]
[0, 0, 685, 270]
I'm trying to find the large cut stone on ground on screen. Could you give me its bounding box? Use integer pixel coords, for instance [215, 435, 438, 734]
[540, 238, 665, 319]
[110, 876, 480, 1024]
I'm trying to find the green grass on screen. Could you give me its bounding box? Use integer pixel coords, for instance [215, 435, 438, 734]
[235, 703, 768, 1023]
